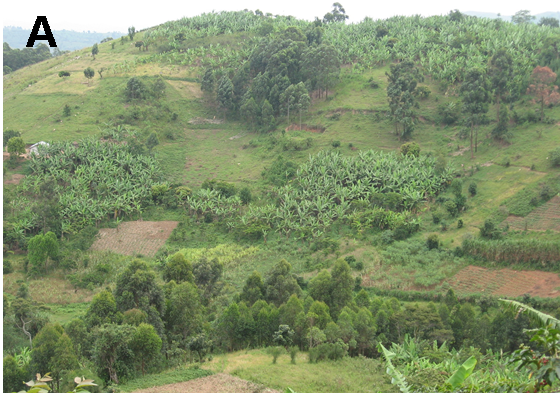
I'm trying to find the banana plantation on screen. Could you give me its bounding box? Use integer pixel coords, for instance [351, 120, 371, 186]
[5, 137, 162, 244]
[122, 10, 558, 87]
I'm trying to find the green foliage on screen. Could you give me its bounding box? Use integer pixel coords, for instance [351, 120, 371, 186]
[549, 147, 560, 167]
[27, 232, 59, 275]
[400, 142, 420, 157]
[63, 104, 71, 117]
[3, 355, 27, 393]
[83, 67, 95, 83]
[163, 252, 194, 284]
[447, 356, 477, 390]
[479, 219, 501, 239]
[92, 323, 135, 384]
[468, 182, 478, 196]
[426, 234, 439, 250]
[267, 346, 286, 364]
[91, 43, 99, 59]
[462, 238, 560, 267]
[7, 136, 26, 159]
[85, 290, 120, 328]
[264, 259, 302, 306]
[129, 323, 162, 375]
[386, 60, 422, 139]
[3, 129, 21, 148]
[436, 102, 460, 125]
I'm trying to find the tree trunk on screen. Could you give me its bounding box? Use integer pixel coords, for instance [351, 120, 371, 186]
[475, 127, 478, 153]
[470, 122, 474, 159]
[496, 95, 500, 124]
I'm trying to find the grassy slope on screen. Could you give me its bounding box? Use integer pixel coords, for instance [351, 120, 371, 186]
[3, 29, 560, 296]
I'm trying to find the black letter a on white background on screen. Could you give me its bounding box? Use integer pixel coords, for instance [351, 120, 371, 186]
[27, 16, 57, 47]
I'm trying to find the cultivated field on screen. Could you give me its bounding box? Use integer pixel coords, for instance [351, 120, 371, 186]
[90, 221, 179, 257]
[447, 265, 560, 298]
[503, 195, 560, 232]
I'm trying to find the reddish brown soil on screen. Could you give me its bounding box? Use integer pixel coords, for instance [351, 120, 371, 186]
[447, 265, 560, 298]
[285, 124, 325, 133]
[503, 195, 560, 232]
[132, 373, 280, 393]
[90, 221, 178, 257]
[3, 173, 25, 185]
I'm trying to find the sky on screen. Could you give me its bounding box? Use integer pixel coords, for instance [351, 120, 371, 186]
[2, 0, 557, 33]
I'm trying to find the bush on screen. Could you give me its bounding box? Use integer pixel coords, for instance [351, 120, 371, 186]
[289, 346, 298, 364]
[267, 346, 285, 364]
[3, 260, 13, 274]
[331, 140, 341, 148]
[436, 102, 460, 125]
[457, 219, 463, 229]
[400, 142, 420, 157]
[468, 182, 477, 196]
[480, 219, 500, 239]
[58, 71, 70, 77]
[261, 156, 298, 186]
[426, 234, 439, 250]
[444, 200, 458, 217]
[549, 147, 560, 167]
[432, 211, 442, 224]
[415, 86, 431, 99]
[239, 187, 252, 205]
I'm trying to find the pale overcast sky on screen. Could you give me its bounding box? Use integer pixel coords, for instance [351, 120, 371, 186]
[2, 0, 557, 33]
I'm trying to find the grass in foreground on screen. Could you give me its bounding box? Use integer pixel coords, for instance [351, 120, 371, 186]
[204, 349, 392, 393]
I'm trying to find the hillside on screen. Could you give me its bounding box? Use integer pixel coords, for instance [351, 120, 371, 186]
[3, 9, 560, 393]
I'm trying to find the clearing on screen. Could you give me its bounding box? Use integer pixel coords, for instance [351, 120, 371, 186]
[133, 373, 279, 393]
[503, 195, 560, 232]
[90, 221, 178, 257]
[447, 265, 560, 298]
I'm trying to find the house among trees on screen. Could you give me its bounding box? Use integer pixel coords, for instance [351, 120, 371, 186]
[29, 141, 49, 155]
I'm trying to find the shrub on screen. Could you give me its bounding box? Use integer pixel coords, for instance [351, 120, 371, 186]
[415, 86, 431, 99]
[63, 104, 71, 117]
[468, 182, 477, 196]
[267, 346, 285, 364]
[450, 178, 463, 196]
[432, 211, 442, 224]
[400, 142, 420, 157]
[426, 234, 439, 250]
[289, 346, 298, 364]
[239, 187, 252, 205]
[444, 200, 458, 217]
[3, 260, 13, 274]
[331, 140, 341, 148]
[58, 71, 70, 77]
[457, 219, 463, 229]
[549, 147, 560, 167]
[480, 219, 500, 239]
[436, 102, 460, 125]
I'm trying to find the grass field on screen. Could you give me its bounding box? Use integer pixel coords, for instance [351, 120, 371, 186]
[204, 349, 392, 393]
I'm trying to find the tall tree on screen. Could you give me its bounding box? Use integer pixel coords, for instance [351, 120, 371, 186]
[460, 68, 490, 159]
[217, 76, 234, 119]
[323, 2, 349, 24]
[386, 61, 422, 139]
[302, 44, 341, 99]
[91, 43, 99, 60]
[92, 323, 135, 384]
[240, 271, 266, 306]
[538, 17, 560, 28]
[264, 259, 302, 306]
[129, 323, 162, 375]
[240, 97, 260, 130]
[330, 259, 354, 319]
[511, 10, 535, 25]
[526, 66, 560, 122]
[201, 67, 215, 93]
[50, 333, 79, 392]
[128, 26, 136, 41]
[166, 281, 203, 343]
[27, 232, 58, 274]
[488, 49, 513, 124]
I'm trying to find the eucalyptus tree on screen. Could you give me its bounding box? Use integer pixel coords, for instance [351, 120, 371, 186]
[302, 43, 341, 99]
[91, 43, 99, 59]
[217, 75, 234, 119]
[280, 82, 309, 126]
[460, 68, 490, 158]
[386, 61, 422, 139]
[488, 49, 513, 124]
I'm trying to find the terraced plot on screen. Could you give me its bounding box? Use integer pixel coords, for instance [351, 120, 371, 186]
[447, 265, 560, 298]
[90, 221, 178, 257]
[503, 195, 560, 232]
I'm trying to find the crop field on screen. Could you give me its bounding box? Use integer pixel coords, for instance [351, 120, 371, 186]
[447, 265, 560, 298]
[90, 220, 179, 257]
[503, 195, 560, 232]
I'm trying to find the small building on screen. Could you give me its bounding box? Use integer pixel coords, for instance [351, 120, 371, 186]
[29, 141, 49, 155]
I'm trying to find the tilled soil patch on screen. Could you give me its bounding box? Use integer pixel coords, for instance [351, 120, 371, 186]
[133, 373, 280, 393]
[447, 265, 560, 298]
[90, 221, 178, 257]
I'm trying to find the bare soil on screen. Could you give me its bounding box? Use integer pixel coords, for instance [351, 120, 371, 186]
[4, 173, 25, 185]
[447, 265, 560, 298]
[90, 221, 178, 257]
[503, 195, 560, 232]
[132, 373, 280, 393]
[285, 124, 326, 133]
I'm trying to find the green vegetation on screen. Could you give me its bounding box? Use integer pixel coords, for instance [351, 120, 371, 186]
[3, 7, 560, 393]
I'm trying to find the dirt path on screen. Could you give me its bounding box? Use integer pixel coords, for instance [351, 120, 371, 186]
[132, 373, 280, 393]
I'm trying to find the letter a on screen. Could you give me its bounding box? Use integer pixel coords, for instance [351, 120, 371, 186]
[26, 16, 57, 47]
